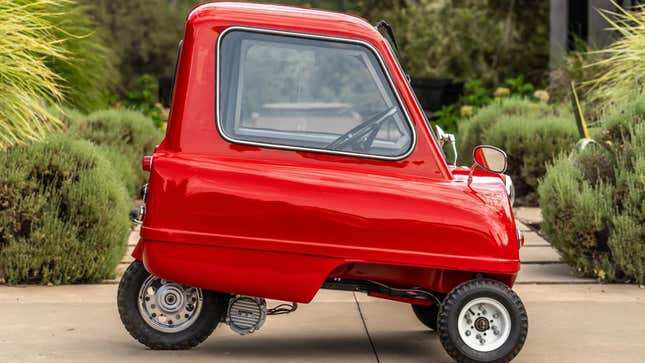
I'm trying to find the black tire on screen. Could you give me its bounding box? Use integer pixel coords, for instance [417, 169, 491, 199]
[437, 279, 528, 363]
[117, 261, 228, 350]
[412, 303, 439, 330]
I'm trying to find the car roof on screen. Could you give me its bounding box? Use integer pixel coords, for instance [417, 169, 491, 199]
[187, 2, 380, 40]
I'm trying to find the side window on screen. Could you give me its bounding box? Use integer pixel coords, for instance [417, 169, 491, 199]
[218, 29, 414, 159]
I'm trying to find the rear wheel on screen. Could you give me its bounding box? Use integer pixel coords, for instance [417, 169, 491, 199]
[117, 261, 229, 350]
[437, 279, 528, 362]
[411, 303, 439, 331]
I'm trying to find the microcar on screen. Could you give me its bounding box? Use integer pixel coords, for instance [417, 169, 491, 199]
[119, 3, 527, 362]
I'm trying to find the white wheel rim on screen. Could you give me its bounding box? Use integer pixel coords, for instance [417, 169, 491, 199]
[457, 297, 511, 352]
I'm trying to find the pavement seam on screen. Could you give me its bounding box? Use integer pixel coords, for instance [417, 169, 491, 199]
[353, 292, 381, 363]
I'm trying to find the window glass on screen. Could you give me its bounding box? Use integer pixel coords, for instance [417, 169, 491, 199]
[219, 29, 413, 158]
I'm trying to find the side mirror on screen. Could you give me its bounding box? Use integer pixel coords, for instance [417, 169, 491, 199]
[473, 145, 507, 173]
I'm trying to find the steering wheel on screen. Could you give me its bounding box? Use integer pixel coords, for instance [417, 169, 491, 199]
[324, 107, 398, 152]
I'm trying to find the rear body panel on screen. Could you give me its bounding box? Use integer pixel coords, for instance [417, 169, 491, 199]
[135, 2, 520, 303]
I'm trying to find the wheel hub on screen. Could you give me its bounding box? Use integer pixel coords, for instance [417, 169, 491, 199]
[474, 317, 490, 332]
[457, 297, 511, 352]
[157, 284, 185, 313]
[137, 276, 203, 333]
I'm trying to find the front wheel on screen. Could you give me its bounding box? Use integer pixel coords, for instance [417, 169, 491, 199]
[117, 261, 228, 350]
[437, 279, 528, 362]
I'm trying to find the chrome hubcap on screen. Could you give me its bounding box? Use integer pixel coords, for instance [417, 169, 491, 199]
[157, 283, 185, 313]
[457, 297, 511, 352]
[138, 276, 203, 333]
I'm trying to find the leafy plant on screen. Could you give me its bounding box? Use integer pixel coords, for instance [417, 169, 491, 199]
[46, 1, 117, 112]
[0, 0, 67, 148]
[461, 80, 493, 109]
[459, 99, 577, 204]
[67, 109, 163, 196]
[538, 93, 644, 283]
[0, 135, 130, 284]
[584, 4, 645, 111]
[432, 76, 544, 133]
[123, 74, 167, 128]
[433, 105, 461, 132]
[0, 0, 117, 148]
[504, 75, 534, 98]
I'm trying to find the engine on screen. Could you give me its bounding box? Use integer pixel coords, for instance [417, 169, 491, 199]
[226, 296, 267, 335]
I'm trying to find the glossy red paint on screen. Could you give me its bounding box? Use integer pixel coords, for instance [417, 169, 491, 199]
[135, 2, 520, 304]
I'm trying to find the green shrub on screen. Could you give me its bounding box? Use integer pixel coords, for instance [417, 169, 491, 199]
[68, 109, 163, 196]
[48, 106, 85, 130]
[433, 77, 548, 133]
[123, 74, 167, 128]
[98, 147, 139, 199]
[458, 99, 578, 204]
[0, 135, 130, 284]
[538, 94, 644, 284]
[538, 155, 614, 273]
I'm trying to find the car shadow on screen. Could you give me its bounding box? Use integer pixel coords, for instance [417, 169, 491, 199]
[195, 330, 451, 362]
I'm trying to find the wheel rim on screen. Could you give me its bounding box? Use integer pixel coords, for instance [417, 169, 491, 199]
[457, 297, 511, 352]
[137, 275, 203, 333]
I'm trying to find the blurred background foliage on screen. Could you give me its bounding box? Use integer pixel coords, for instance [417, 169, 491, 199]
[75, 0, 550, 133]
[375, 0, 549, 87]
[80, 0, 200, 93]
[79, 0, 549, 93]
[47, 1, 117, 112]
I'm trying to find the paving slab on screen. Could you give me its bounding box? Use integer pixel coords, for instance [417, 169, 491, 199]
[121, 245, 135, 264]
[517, 263, 596, 284]
[128, 226, 140, 246]
[520, 246, 561, 263]
[113, 262, 129, 280]
[514, 207, 542, 226]
[522, 231, 550, 247]
[516, 220, 533, 232]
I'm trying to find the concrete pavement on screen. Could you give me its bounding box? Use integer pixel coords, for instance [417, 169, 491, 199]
[1, 284, 644, 363]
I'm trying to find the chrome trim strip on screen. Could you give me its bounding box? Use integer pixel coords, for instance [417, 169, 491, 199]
[215, 26, 417, 161]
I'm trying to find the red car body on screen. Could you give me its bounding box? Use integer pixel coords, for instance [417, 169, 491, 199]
[132, 2, 520, 305]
